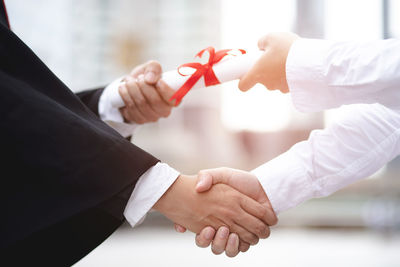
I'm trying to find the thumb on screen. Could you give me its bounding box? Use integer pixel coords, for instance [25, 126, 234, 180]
[144, 60, 162, 84]
[195, 171, 213, 193]
[195, 168, 232, 193]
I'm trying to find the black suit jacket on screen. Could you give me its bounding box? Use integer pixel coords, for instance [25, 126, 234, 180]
[1, 3, 158, 266]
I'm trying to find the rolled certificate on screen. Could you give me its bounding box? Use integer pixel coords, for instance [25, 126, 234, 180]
[110, 49, 263, 108]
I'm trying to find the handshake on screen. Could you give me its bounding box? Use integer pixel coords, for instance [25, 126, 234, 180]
[153, 168, 277, 257]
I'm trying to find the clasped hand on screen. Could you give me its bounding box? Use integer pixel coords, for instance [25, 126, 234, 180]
[153, 168, 277, 257]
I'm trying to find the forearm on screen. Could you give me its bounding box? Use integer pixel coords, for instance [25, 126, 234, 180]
[287, 38, 400, 112]
[253, 104, 400, 214]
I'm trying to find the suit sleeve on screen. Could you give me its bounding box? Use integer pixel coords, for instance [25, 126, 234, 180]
[76, 87, 105, 116]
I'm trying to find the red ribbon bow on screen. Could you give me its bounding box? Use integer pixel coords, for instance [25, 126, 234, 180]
[169, 47, 246, 106]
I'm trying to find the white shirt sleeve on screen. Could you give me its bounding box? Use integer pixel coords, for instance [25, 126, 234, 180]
[286, 38, 400, 112]
[98, 77, 138, 137]
[252, 104, 400, 214]
[124, 162, 180, 227]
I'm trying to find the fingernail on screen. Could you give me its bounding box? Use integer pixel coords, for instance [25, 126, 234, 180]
[228, 234, 238, 246]
[145, 72, 156, 83]
[220, 227, 229, 239]
[196, 180, 205, 189]
[205, 228, 214, 240]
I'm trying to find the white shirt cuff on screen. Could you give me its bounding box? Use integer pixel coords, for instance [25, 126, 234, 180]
[123, 162, 180, 227]
[251, 147, 312, 215]
[286, 39, 337, 113]
[99, 77, 137, 137]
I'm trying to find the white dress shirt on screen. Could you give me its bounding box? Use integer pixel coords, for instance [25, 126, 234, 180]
[253, 38, 400, 214]
[99, 80, 180, 227]
[101, 38, 400, 225]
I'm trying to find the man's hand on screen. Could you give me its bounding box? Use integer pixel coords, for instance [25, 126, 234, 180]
[238, 32, 300, 93]
[118, 61, 176, 124]
[174, 168, 277, 257]
[153, 174, 272, 246]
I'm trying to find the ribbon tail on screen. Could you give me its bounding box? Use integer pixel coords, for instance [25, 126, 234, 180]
[169, 87, 190, 106]
[169, 71, 203, 106]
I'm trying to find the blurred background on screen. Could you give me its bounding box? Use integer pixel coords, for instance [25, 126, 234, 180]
[6, 0, 400, 266]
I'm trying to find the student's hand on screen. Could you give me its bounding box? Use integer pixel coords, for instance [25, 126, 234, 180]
[239, 32, 300, 93]
[119, 61, 176, 124]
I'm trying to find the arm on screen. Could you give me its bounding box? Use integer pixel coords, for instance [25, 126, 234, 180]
[76, 87, 105, 116]
[239, 33, 400, 112]
[254, 103, 400, 213]
[286, 38, 400, 112]
[192, 103, 400, 255]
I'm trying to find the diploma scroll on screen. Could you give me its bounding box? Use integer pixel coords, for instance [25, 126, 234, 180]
[110, 50, 263, 108]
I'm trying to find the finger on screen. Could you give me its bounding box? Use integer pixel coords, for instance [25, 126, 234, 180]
[229, 223, 259, 245]
[234, 210, 270, 240]
[118, 82, 135, 107]
[264, 197, 279, 226]
[211, 226, 230, 255]
[238, 65, 260, 92]
[240, 196, 276, 229]
[120, 107, 146, 124]
[126, 75, 159, 122]
[196, 167, 233, 193]
[238, 241, 250, 253]
[156, 80, 176, 106]
[118, 83, 146, 124]
[195, 227, 216, 248]
[130, 64, 146, 78]
[174, 224, 187, 233]
[225, 233, 240, 258]
[143, 60, 162, 84]
[137, 78, 172, 117]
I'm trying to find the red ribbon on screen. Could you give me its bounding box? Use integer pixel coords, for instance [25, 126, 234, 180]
[169, 47, 246, 106]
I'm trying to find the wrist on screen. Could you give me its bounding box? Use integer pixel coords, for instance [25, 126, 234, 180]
[153, 174, 195, 216]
